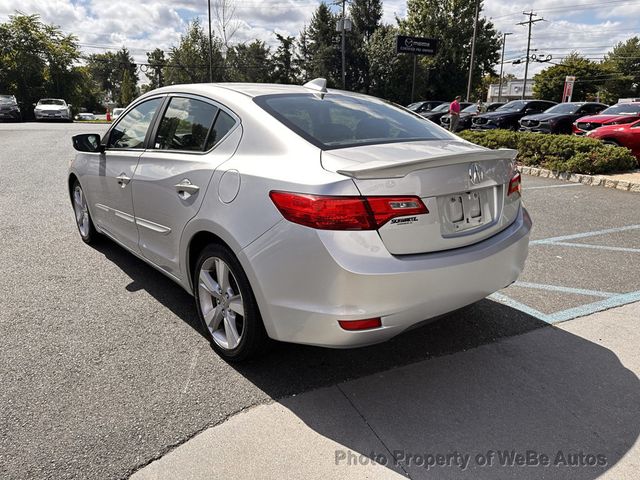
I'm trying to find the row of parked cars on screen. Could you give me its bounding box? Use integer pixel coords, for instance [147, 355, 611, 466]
[0, 95, 74, 121]
[410, 99, 640, 158]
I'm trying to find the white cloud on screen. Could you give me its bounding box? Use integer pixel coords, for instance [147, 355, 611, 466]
[0, 0, 638, 83]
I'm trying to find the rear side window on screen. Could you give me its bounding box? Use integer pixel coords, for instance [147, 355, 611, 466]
[155, 97, 219, 151]
[254, 93, 453, 149]
[205, 110, 236, 150]
[108, 98, 163, 149]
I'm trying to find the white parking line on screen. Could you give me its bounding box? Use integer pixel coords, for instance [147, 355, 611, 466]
[524, 184, 584, 190]
[530, 224, 640, 244]
[513, 281, 617, 298]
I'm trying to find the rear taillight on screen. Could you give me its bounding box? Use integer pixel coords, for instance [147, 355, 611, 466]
[269, 191, 428, 230]
[338, 318, 382, 331]
[508, 173, 521, 197]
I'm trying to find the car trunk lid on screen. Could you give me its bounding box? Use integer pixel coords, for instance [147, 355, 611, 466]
[322, 140, 521, 254]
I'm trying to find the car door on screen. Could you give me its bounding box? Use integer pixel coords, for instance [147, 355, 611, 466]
[131, 95, 241, 278]
[90, 97, 165, 252]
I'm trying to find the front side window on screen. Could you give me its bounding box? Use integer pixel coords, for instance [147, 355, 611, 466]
[255, 93, 453, 149]
[108, 98, 163, 149]
[154, 97, 220, 151]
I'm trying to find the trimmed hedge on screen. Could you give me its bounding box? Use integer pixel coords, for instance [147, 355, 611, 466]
[458, 130, 638, 175]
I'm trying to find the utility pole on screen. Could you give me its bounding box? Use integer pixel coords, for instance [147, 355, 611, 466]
[466, 0, 480, 102]
[517, 11, 544, 100]
[341, 0, 346, 89]
[498, 32, 512, 103]
[207, 0, 213, 82]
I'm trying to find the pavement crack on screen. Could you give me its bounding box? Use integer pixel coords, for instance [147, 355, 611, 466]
[336, 383, 411, 478]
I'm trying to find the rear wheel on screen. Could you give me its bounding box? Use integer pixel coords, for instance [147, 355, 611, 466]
[72, 180, 98, 244]
[603, 139, 621, 147]
[194, 244, 269, 362]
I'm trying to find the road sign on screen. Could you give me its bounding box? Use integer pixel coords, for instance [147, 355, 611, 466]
[395, 35, 438, 56]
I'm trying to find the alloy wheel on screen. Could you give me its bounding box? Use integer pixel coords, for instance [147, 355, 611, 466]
[197, 257, 245, 350]
[73, 185, 90, 238]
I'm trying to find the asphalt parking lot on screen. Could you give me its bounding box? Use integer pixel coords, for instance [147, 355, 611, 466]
[1, 122, 639, 480]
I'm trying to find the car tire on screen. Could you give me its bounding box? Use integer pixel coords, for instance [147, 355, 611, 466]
[194, 244, 270, 362]
[603, 139, 621, 147]
[71, 180, 99, 244]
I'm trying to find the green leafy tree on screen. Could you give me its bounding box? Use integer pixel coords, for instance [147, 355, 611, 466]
[164, 19, 224, 84]
[120, 69, 136, 105]
[348, 0, 382, 92]
[399, 0, 501, 100]
[0, 14, 80, 116]
[272, 34, 298, 84]
[350, 0, 382, 42]
[146, 48, 166, 89]
[533, 53, 609, 103]
[226, 40, 273, 83]
[306, 3, 341, 87]
[601, 37, 640, 102]
[366, 25, 414, 104]
[295, 26, 313, 81]
[86, 47, 137, 105]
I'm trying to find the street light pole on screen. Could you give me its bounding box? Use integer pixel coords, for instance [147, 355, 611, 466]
[465, 0, 480, 102]
[498, 32, 512, 103]
[207, 0, 213, 82]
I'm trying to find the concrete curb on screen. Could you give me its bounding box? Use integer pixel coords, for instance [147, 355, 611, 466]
[518, 166, 640, 193]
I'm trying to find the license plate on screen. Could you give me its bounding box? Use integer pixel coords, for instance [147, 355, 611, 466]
[438, 188, 492, 235]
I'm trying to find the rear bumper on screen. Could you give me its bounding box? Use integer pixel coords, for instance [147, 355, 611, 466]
[240, 207, 532, 348]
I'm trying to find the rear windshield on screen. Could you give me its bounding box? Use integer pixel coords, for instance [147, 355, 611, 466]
[254, 93, 453, 149]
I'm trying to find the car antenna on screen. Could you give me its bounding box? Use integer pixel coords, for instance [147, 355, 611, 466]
[303, 78, 327, 98]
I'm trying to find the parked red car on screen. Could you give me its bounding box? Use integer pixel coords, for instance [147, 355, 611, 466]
[587, 119, 640, 159]
[573, 102, 640, 134]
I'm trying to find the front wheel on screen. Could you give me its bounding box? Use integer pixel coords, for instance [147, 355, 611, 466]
[72, 180, 98, 244]
[194, 244, 269, 362]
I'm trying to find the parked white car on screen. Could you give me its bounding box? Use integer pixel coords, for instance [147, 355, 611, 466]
[34, 98, 72, 121]
[69, 79, 531, 361]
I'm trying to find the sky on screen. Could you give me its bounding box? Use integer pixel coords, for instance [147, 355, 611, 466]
[1, 0, 639, 85]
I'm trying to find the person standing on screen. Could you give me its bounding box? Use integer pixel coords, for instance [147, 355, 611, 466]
[476, 99, 487, 113]
[449, 95, 461, 132]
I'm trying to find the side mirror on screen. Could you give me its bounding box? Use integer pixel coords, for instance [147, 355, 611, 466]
[72, 134, 104, 153]
[67, 104, 73, 108]
[32, 103, 36, 107]
[524, 108, 534, 114]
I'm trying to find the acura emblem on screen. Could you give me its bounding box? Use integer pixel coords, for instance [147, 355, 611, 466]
[469, 163, 484, 185]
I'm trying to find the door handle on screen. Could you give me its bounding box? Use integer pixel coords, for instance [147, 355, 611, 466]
[174, 179, 200, 199]
[116, 173, 131, 187]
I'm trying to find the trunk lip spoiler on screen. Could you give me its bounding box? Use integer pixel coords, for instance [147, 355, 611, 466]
[334, 148, 517, 180]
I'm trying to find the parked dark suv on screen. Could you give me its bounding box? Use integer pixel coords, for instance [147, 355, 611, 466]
[519, 102, 607, 134]
[407, 100, 446, 114]
[421, 101, 473, 124]
[441, 102, 505, 131]
[0, 95, 22, 121]
[472, 100, 556, 131]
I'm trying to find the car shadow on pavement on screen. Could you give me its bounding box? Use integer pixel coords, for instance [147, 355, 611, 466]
[239, 310, 640, 479]
[93, 240, 639, 480]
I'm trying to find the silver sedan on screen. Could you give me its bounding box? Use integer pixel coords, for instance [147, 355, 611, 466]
[68, 79, 531, 361]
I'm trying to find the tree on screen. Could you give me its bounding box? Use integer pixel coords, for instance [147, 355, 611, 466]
[226, 40, 273, 83]
[350, 0, 382, 42]
[306, 3, 341, 87]
[164, 19, 224, 84]
[0, 14, 80, 116]
[86, 47, 137, 105]
[146, 48, 166, 89]
[533, 53, 609, 102]
[399, 0, 501, 100]
[272, 34, 298, 84]
[295, 26, 313, 82]
[366, 25, 414, 104]
[120, 69, 136, 105]
[601, 37, 640, 102]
